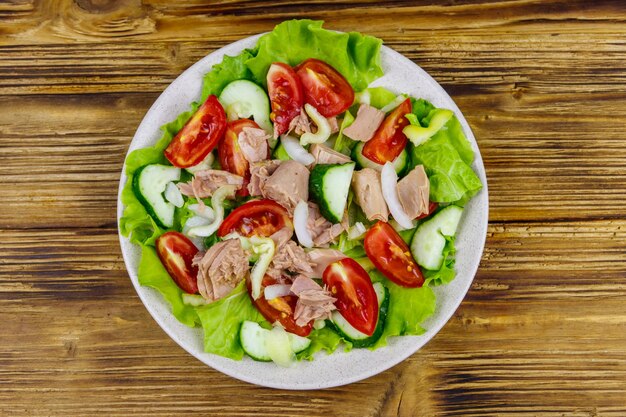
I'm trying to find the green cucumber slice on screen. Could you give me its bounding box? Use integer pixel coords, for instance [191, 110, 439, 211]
[309, 162, 355, 223]
[410, 205, 463, 270]
[132, 164, 181, 228]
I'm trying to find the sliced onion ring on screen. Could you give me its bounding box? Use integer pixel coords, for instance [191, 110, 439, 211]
[294, 200, 314, 248]
[347, 222, 367, 240]
[264, 284, 292, 301]
[381, 162, 414, 229]
[281, 134, 315, 165]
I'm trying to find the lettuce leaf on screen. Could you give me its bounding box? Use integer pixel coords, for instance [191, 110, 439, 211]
[410, 113, 482, 204]
[298, 326, 345, 360]
[370, 271, 437, 348]
[137, 245, 198, 327]
[201, 49, 256, 102]
[246, 20, 383, 91]
[410, 98, 436, 123]
[333, 109, 355, 155]
[195, 281, 267, 360]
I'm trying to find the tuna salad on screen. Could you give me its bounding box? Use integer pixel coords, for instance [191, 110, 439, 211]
[120, 19, 482, 365]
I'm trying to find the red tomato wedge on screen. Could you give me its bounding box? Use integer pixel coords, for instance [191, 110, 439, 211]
[247, 276, 313, 337]
[164, 95, 227, 168]
[217, 199, 292, 238]
[364, 221, 424, 288]
[155, 232, 200, 294]
[362, 98, 412, 164]
[267, 62, 303, 137]
[323, 258, 378, 336]
[295, 59, 355, 117]
[219, 119, 262, 197]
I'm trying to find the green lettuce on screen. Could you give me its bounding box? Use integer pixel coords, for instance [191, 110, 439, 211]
[195, 281, 267, 360]
[410, 97, 436, 123]
[298, 326, 345, 360]
[370, 271, 437, 348]
[201, 49, 256, 102]
[246, 20, 383, 91]
[333, 109, 355, 155]
[137, 245, 198, 327]
[410, 111, 482, 204]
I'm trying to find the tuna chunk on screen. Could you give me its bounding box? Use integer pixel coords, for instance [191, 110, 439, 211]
[287, 108, 311, 137]
[310, 143, 351, 165]
[306, 202, 348, 247]
[307, 248, 346, 278]
[178, 170, 243, 199]
[343, 104, 385, 142]
[238, 127, 270, 164]
[327, 116, 340, 134]
[290, 275, 336, 326]
[397, 165, 430, 219]
[269, 226, 293, 249]
[193, 239, 249, 302]
[262, 160, 309, 214]
[247, 159, 281, 196]
[266, 240, 314, 280]
[352, 168, 389, 222]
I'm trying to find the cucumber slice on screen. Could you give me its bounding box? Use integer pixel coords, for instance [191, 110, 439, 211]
[352, 141, 408, 175]
[328, 282, 389, 348]
[240, 321, 311, 362]
[218, 80, 272, 133]
[410, 205, 463, 270]
[309, 162, 355, 223]
[132, 164, 181, 228]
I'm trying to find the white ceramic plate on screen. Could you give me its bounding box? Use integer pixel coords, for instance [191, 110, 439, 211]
[117, 33, 488, 390]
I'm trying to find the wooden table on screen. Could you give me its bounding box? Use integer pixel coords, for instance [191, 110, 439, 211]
[2, 1, 625, 415]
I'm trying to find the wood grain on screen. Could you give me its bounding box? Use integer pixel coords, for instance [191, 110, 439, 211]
[1, 0, 625, 415]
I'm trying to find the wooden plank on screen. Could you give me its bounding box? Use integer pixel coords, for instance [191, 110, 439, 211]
[0, 223, 624, 415]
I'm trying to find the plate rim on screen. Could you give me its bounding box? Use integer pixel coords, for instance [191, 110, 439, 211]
[117, 32, 489, 390]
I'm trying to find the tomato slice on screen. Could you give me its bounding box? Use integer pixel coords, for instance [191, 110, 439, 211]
[295, 58, 355, 117]
[364, 221, 424, 288]
[164, 95, 227, 168]
[155, 231, 199, 294]
[219, 118, 263, 197]
[217, 199, 292, 238]
[247, 276, 313, 337]
[323, 258, 378, 336]
[267, 62, 303, 137]
[362, 98, 412, 164]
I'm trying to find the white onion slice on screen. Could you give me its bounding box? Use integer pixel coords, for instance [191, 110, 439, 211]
[293, 200, 313, 248]
[264, 284, 292, 301]
[355, 90, 370, 105]
[188, 203, 215, 220]
[265, 325, 295, 367]
[389, 218, 416, 232]
[381, 162, 414, 229]
[164, 182, 184, 208]
[380, 95, 408, 113]
[281, 134, 315, 165]
[347, 222, 367, 240]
